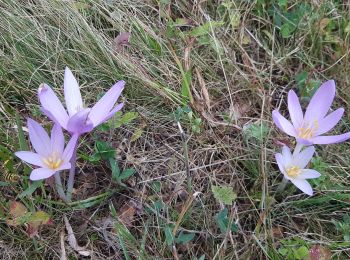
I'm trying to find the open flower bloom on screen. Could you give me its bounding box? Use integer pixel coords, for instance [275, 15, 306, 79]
[272, 80, 350, 145]
[15, 119, 78, 181]
[38, 67, 125, 135]
[275, 146, 321, 196]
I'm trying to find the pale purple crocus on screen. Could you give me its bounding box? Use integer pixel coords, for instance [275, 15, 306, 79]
[38, 67, 125, 135]
[275, 146, 321, 196]
[272, 80, 350, 145]
[15, 119, 78, 181]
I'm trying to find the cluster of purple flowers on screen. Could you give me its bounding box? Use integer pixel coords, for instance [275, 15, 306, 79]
[273, 80, 350, 195]
[15, 68, 124, 201]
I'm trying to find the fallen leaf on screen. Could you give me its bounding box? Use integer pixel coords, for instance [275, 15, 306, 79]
[64, 215, 91, 257]
[184, 37, 195, 71]
[271, 226, 284, 238]
[114, 32, 131, 51]
[27, 211, 53, 238]
[309, 245, 331, 260]
[60, 230, 67, 260]
[8, 201, 27, 218]
[118, 200, 143, 227]
[195, 68, 211, 110]
[6, 201, 29, 226]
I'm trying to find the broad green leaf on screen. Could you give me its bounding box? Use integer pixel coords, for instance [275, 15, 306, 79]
[120, 168, 135, 180]
[95, 141, 115, 160]
[212, 186, 237, 205]
[189, 21, 224, 37]
[175, 232, 195, 244]
[215, 207, 238, 233]
[109, 158, 121, 182]
[164, 226, 174, 246]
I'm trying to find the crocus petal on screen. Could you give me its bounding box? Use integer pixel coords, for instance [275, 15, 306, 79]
[304, 80, 335, 122]
[288, 90, 303, 128]
[15, 151, 45, 167]
[38, 84, 69, 129]
[88, 81, 125, 126]
[272, 110, 297, 137]
[293, 146, 315, 169]
[296, 138, 314, 146]
[281, 146, 292, 166]
[93, 103, 124, 127]
[290, 179, 313, 196]
[62, 134, 79, 162]
[316, 108, 344, 135]
[56, 162, 71, 171]
[64, 67, 83, 117]
[66, 108, 94, 134]
[30, 168, 56, 181]
[311, 133, 350, 144]
[275, 153, 284, 173]
[51, 124, 64, 155]
[298, 169, 321, 179]
[27, 118, 51, 156]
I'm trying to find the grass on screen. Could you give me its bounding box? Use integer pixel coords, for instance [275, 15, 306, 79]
[0, 0, 350, 259]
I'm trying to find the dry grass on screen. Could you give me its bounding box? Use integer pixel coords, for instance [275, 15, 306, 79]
[0, 0, 350, 259]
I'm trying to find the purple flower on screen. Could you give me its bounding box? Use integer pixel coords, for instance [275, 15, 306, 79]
[275, 146, 321, 196]
[38, 67, 125, 135]
[15, 119, 78, 181]
[272, 80, 350, 145]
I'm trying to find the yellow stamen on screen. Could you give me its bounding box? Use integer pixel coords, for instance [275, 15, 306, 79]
[297, 120, 319, 139]
[42, 153, 63, 170]
[286, 166, 301, 178]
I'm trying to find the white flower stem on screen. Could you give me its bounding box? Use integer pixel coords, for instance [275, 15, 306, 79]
[54, 172, 68, 202]
[66, 142, 78, 202]
[293, 142, 304, 156]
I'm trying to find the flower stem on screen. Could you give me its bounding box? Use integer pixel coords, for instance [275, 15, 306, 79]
[66, 143, 78, 202]
[293, 142, 304, 156]
[54, 172, 68, 202]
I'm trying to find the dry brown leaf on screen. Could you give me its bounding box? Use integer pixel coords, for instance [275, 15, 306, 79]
[114, 32, 131, 52]
[60, 230, 67, 260]
[309, 245, 331, 260]
[63, 215, 91, 257]
[118, 200, 143, 227]
[271, 226, 284, 238]
[184, 37, 195, 71]
[195, 68, 211, 110]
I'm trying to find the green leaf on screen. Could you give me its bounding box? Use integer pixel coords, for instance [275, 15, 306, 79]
[296, 70, 308, 87]
[181, 70, 192, 103]
[164, 226, 174, 246]
[243, 122, 269, 142]
[198, 255, 205, 260]
[189, 21, 224, 37]
[175, 232, 195, 244]
[112, 112, 139, 129]
[216, 208, 229, 233]
[18, 180, 43, 199]
[109, 158, 121, 182]
[280, 23, 295, 38]
[15, 113, 28, 150]
[294, 246, 309, 259]
[212, 185, 237, 205]
[278, 0, 287, 8]
[120, 168, 136, 180]
[95, 141, 115, 160]
[215, 207, 238, 233]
